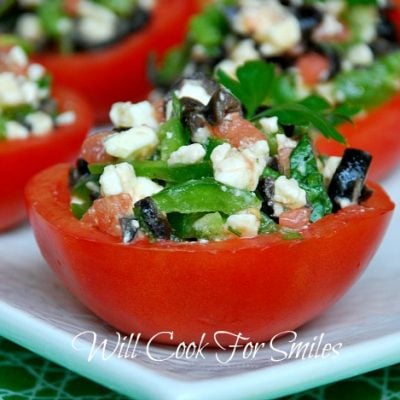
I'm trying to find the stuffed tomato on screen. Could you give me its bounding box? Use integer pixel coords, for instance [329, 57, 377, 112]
[0, 45, 92, 231]
[154, 0, 400, 179]
[0, 0, 200, 122]
[26, 74, 394, 346]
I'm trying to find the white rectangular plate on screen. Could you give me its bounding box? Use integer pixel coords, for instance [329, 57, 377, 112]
[0, 168, 399, 400]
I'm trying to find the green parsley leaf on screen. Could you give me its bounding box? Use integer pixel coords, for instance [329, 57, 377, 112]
[290, 135, 333, 222]
[217, 61, 275, 118]
[254, 102, 346, 144]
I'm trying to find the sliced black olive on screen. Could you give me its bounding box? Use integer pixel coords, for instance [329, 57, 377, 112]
[134, 197, 172, 240]
[295, 6, 323, 36]
[282, 125, 295, 137]
[328, 148, 372, 212]
[377, 11, 398, 43]
[370, 39, 399, 57]
[206, 88, 242, 125]
[69, 158, 89, 188]
[185, 112, 209, 138]
[126, 7, 150, 34]
[263, 54, 295, 70]
[267, 156, 280, 172]
[180, 97, 207, 115]
[119, 217, 140, 244]
[40, 98, 58, 117]
[257, 177, 276, 218]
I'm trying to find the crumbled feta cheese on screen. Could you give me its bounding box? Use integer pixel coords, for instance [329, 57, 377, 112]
[8, 46, 28, 68]
[215, 59, 238, 79]
[104, 126, 159, 159]
[25, 112, 53, 136]
[175, 80, 212, 106]
[314, 14, 344, 38]
[346, 44, 374, 67]
[276, 133, 297, 152]
[315, 83, 337, 105]
[16, 14, 44, 43]
[138, 0, 155, 10]
[56, 111, 76, 126]
[226, 212, 260, 238]
[100, 163, 136, 199]
[273, 176, 307, 213]
[134, 177, 163, 202]
[234, 0, 301, 55]
[109, 101, 158, 129]
[20, 80, 40, 105]
[323, 156, 341, 184]
[315, 0, 345, 16]
[211, 140, 269, 191]
[77, 1, 117, 44]
[0, 73, 25, 106]
[168, 144, 206, 166]
[27, 63, 46, 81]
[192, 125, 211, 144]
[231, 39, 260, 64]
[259, 117, 279, 134]
[5, 121, 29, 140]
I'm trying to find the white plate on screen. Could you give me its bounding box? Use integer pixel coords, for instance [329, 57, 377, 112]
[0, 168, 399, 400]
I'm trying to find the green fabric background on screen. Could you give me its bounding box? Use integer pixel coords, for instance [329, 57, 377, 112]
[0, 337, 399, 400]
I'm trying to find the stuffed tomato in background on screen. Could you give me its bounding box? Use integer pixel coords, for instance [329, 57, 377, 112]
[26, 72, 394, 346]
[154, 0, 400, 180]
[0, 45, 92, 231]
[0, 0, 200, 122]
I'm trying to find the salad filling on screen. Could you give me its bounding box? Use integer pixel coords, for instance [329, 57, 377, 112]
[153, 0, 400, 111]
[70, 72, 372, 243]
[0, 0, 155, 53]
[0, 44, 75, 140]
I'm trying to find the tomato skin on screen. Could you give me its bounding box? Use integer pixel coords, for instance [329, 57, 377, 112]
[25, 164, 394, 346]
[296, 53, 330, 87]
[33, 0, 199, 123]
[317, 93, 400, 180]
[0, 88, 92, 232]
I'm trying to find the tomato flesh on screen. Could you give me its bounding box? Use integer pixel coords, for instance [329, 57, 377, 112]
[0, 88, 92, 231]
[26, 164, 394, 346]
[317, 93, 400, 180]
[33, 0, 199, 123]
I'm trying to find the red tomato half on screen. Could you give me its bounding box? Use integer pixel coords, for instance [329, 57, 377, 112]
[33, 0, 199, 123]
[317, 93, 400, 180]
[26, 164, 394, 346]
[0, 88, 92, 232]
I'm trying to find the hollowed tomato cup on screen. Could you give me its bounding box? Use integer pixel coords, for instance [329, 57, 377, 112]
[33, 0, 199, 123]
[317, 93, 400, 180]
[26, 164, 394, 346]
[0, 88, 92, 232]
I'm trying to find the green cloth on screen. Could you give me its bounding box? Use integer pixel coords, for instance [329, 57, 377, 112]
[0, 337, 399, 400]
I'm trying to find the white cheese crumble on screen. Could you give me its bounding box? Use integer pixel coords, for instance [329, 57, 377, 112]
[323, 156, 342, 184]
[211, 140, 269, 191]
[5, 121, 29, 140]
[134, 177, 163, 202]
[167, 144, 206, 166]
[109, 101, 158, 129]
[259, 116, 279, 134]
[56, 111, 77, 126]
[175, 80, 212, 106]
[273, 176, 307, 215]
[104, 126, 159, 159]
[25, 111, 54, 136]
[226, 211, 260, 238]
[234, 0, 301, 56]
[16, 14, 44, 44]
[276, 134, 297, 152]
[100, 162, 136, 199]
[192, 125, 211, 144]
[8, 46, 28, 68]
[346, 44, 374, 67]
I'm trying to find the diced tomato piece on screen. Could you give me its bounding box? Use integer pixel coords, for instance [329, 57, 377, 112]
[81, 194, 133, 237]
[80, 131, 114, 164]
[151, 99, 166, 124]
[63, 0, 80, 16]
[211, 112, 265, 148]
[279, 207, 311, 229]
[296, 52, 330, 87]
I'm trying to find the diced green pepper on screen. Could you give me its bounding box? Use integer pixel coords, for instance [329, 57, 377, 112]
[89, 160, 213, 182]
[259, 213, 279, 234]
[158, 117, 189, 161]
[153, 178, 261, 215]
[94, 0, 137, 16]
